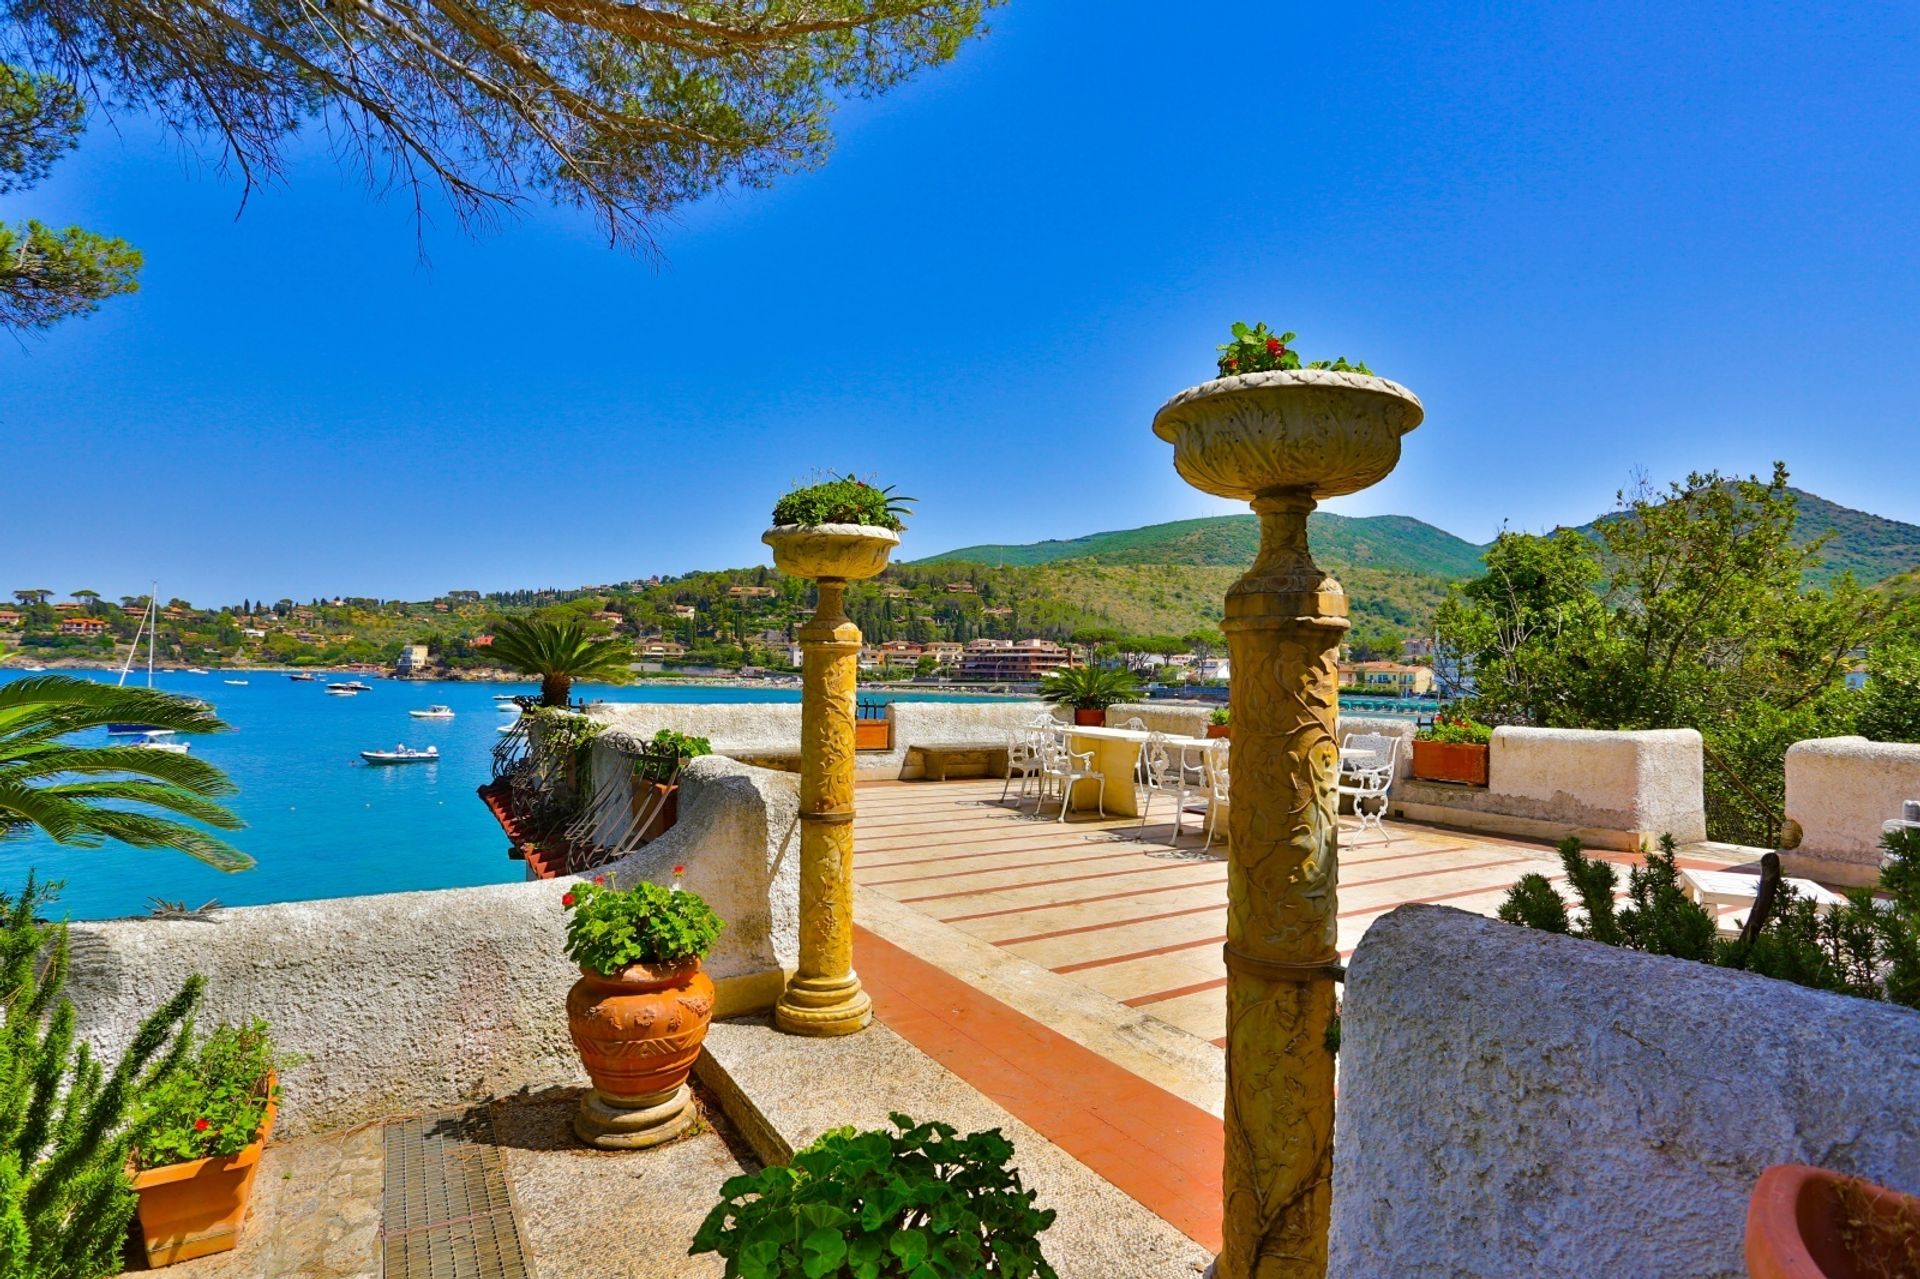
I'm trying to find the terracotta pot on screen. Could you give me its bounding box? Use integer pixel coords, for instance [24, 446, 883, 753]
[1206, 723, 1231, 739]
[131, 1073, 277, 1267]
[1746, 1163, 1920, 1278]
[1073, 707, 1107, 727]
[566, 959, 714, 1101]
[1411, 739, 1488, 786]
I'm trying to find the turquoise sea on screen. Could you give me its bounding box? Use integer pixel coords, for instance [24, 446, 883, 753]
[0, 669, 1007, 921]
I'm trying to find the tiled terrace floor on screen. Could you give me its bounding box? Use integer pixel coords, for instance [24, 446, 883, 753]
[852, 777, 1757, 1048]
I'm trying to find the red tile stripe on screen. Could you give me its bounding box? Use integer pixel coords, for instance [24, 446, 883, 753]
[899, 857, 1206, 904]
[854, 926, 1224, 1250]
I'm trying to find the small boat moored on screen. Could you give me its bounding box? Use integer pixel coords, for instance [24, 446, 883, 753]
[409, 705, 455, 720]
[131, 730, 191, 754]
[288, 673, 315, 682]
[223, 679, 249, 686]
[186, 667, 210, 675]
[361, 745, 439, 765]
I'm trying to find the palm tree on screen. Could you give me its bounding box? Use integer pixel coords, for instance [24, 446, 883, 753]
[0, 676, 250, 870]
[487, 616, 632, 707]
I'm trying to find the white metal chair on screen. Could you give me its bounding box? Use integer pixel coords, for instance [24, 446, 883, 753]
[1040, 733, 1104, 822]
[1337, 749, 1395, 832]
[1139, 732, 1209, 840]
[1115, 716, 1148, 732]
[1000, 728, 1046, 808]
[1200, 741, 1230, 848]
[1340, 731, 1398, 781]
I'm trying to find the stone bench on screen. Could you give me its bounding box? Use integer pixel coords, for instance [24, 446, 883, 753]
[903, 742, 1011, 782]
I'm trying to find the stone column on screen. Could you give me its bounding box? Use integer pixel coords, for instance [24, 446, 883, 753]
[774, 577, 873, 1036]
[1151, 368, 1422, 1279]
[1219, 488, 1344, 1277]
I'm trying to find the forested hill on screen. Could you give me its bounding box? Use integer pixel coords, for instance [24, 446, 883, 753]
[919, 512, 1488, 580]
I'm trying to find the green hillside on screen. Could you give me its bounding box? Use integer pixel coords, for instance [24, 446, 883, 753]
[921, 512, 1488, 579]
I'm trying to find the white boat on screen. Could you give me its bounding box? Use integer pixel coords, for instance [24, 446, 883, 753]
[131, 730, 190, 754]
[187, 667, 210, 675]
[335, 680, 372, 692]
[327, 685, 359, 696]
[23, 665, 47, 672]
[361, 745, 439, 765]
[497, 723, 517, 734]
[492, 694, 518, 701]
[223, 679, 249, 686]
[409, 705, 455, 719]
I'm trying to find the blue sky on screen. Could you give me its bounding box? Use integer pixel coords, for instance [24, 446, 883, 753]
[5, 2, 1918, 605]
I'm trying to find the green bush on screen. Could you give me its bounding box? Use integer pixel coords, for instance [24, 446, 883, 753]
[773, 475, 914, 532]
[0, 874, 202, 1278]
[690, 1113, 1057, 1278]
[561, 879, 723, 973]
[134, 1020, 282, 1169]
[1497, 829, 1920, 1009]
[1036, 665, 1141, 712]
[1208, 706, 1230, 726]
[1416, 714, 1492, 745]
[1214, 322, 1374, 378]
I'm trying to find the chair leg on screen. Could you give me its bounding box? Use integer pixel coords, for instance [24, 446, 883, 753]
[1096, 776, 1105, 819]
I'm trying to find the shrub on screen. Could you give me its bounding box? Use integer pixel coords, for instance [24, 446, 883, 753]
[637, 728, 712, 783]
[653, 728, 712, 760]
[562, 879, 723, 973]
[1214, 322, 1375, 379]
[773, 474, 914, 531]
[1497, 829, 1920, 1010]
[0, 874, 202, 1278]
[1209, 706, 1230, 726]
[1416, 713, 1492, 745]
[1036, 665, 1141, 712]
[690, 1113, 1057, 1278]
[135, 1020, 283, 1169]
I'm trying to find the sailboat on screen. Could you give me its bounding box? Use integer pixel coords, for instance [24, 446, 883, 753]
[107, 587, 165, 735]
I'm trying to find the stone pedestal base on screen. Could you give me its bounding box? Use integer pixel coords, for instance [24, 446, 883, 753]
[774, 973, 873, 1037]
[572, 1084, 694, 1150]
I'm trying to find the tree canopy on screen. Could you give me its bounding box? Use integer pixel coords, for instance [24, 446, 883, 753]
[3, 0, 994, 253]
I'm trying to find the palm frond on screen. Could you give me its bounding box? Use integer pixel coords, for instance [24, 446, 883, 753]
[35, 782, 244, 831]
[50, 809, 251, 872]
[2, 744, 237, 796]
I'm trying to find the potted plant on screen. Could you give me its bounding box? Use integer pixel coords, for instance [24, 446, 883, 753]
[691, 1113, 1059, 1277]
[634, 728, 711, 840]
[1411, 713, 1492, 785]
[1038, 665, 1143, 727]
[563, 872, 724, 1148]
[763, 472, 912, 586]
[1207, 706, 1231, 739]
[1746, 1163, 1920, 1278]
[130, 1019, 284, 1267]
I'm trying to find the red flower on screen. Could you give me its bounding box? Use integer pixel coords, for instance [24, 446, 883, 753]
[673, 864, 686, 876]
[561, 892, 576, 907]
[592, 874, 606, 886]
[194, 1118, 210, 1132]
[1265, 337, 1284, 355]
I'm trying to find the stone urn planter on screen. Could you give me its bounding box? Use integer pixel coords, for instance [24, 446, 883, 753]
[1745, 1163, 1920, 1278]
[1411, 739, 1489, 786]
[568, 959, 715, 1149]
[762, 522, 900, 582]
[131, 1074, 277, 1267]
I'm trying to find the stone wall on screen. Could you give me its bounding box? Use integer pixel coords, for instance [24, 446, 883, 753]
[1330, 904, 1920, 1278]
[1391, 726, 1706, 849]
[64, 756, 797, 1139]
[586, 697, 1052, 778]
[1783, 736, 1920, 885]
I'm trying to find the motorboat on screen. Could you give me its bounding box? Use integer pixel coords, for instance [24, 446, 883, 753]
[288, 672, 315, 682]
[22, 665, 47, 672]
[409, 705, 455, 719]
[223, 679, 249, 686]
[187, 667, 210, 675]
[361, 745, 439, 765]
[130, 730, 190, 754]
[492, 694, 518, 701]
[326, 685, 360, 696]
[335, 680, 373, 692]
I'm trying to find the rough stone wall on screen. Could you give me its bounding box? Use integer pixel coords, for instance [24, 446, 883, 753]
[64, 757, 797, 1139]
[1469, 726, 1707, 842]
[1784, 735, 1920, 884]
[1330, 904, 1920, 1278]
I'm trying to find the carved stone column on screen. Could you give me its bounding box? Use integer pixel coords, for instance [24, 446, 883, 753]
[761, 522, 900, 1037]
[1153, 370, 1423, 1278]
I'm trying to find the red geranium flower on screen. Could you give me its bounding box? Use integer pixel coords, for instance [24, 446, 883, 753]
[592, 874, 606, 886]
[673, 864, 686, 876]
[194, 1118, 210, 1132]
[1266, 337, 1284, 355]
[561, 892, 576, 907]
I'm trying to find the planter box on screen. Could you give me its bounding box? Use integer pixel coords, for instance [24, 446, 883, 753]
[1206, 724, 1231, 739]
[1411, 740, 1488, 786]
[855, 720, 891, 751]
[132, 1075, 277, 1267]
[1073, 708, 1107, 727]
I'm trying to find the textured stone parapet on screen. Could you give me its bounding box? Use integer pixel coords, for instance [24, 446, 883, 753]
[1784, 735, 1920, 885]
[1330, 903, 1920, 1278]
[1393, 725, 1706, 847]
[65, 755, 798, 1138]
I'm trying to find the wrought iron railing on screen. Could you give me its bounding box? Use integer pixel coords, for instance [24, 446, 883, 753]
[1701, 740, 1782, 849]
[856, 695, 889, 721]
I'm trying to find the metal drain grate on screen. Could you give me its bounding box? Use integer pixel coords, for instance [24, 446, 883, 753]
[380, 1109, 531, 1279]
